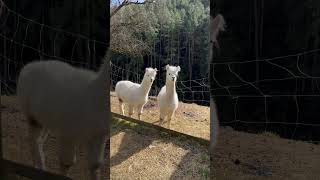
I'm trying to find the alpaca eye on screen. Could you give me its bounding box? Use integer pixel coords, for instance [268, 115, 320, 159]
[169, 73, 171, 75]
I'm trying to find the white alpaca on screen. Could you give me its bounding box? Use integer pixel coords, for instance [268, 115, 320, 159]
[115, 67, 157, 120]
[17, 50, 110, 180]
[209, 13, 226, 153]
[157, 65, 180, 129]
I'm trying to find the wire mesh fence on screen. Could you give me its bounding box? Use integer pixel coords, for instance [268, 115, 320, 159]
[211, 49, 320, 143]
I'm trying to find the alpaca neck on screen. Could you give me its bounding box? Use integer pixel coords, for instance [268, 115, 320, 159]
[96, 49, 111, 84]
[165, 80, 176, 96]
[139, 77, 152, 95]
[90, 51, 110, 98]
[93, 58, 109, 89]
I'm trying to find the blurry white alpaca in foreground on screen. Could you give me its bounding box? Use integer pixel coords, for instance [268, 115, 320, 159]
[210, 13, 226, 152]
[157, 65, 180, 129]
[115, 67, 158, 120]
[17, 50, 111, 180]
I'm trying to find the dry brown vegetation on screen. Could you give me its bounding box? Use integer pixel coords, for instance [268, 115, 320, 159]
[2, 95, 320, 180]
[110, 92, 210, 140]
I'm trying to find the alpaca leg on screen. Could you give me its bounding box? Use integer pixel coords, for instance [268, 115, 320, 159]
[137, 104, 144, 120]
[29, 126, 42, 169]
[159, 108, 166, 126]
[118, 99, 124, 115]
[39, 128, 49, 169]
[128, 105, 134, 117]
[167, 110, 175, 129]
[28, 117, 47, 170]
[87, 135, 107, 180]
[59, 137, 76, 176]
[40, 129, 49, 143]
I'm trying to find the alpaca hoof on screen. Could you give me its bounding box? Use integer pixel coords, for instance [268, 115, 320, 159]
[60, 164, 72, 176]
[159, 118, 163, 125]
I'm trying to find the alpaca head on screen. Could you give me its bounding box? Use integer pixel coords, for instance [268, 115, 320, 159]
[210, 14, 226, 52]
[165, 65, 180, 83]
[144, 67, 158, 83]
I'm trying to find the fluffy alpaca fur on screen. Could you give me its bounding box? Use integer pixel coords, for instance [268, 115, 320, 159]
[115, 67, 157, 120]
[209, 13, 226, 153]
[157, 65, 180, 129]
[210, 13, 226, 51]
[17, 50, 111, 180]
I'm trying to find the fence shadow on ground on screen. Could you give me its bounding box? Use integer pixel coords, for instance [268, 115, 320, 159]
[110, 118, 209, 179]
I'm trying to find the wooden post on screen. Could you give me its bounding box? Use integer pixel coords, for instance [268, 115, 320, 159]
[0, 3, 6, 177]
[0, 74, 2, 156]
[0, 70, 5, 179]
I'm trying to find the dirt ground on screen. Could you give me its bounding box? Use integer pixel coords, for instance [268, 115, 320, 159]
[1, 95, 209, 180]
[2, 95, 320, 180]
[2, 96, 103, 180]
[110, 92, 210, 140]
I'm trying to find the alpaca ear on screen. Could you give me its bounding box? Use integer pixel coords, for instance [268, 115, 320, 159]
[165, 64, 170, 70]
[154, 68, 158, 72]
[177, 66, 181, 72]
[211, 14, 226, 44]
[212, 14, 226, 32]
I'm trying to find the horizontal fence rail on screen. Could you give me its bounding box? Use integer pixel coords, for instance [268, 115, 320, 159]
[111, 112, 210, 147]
[1, 159, 73, 180]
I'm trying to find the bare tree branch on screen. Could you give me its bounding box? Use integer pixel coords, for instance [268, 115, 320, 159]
[110, 0, 157, 56]
[111, 0, 155, 17]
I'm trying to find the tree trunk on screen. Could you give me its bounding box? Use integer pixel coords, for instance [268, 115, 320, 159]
[254, 0, 260, 85]
[3, 30, 7, 94]
[178, 29, 180, 66]
[189, 37, 192, 87]
[259, 0, 264, 57]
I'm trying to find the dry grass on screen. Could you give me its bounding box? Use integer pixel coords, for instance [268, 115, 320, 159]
[110, 119, 209, 179]
[2, 95, 320, 180]
[213, 127, 320, 180]
[1, 95, 210, 180]
[110, 92, 210, 140]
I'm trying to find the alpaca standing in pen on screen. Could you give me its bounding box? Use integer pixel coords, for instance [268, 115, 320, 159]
[209, 13, 226, 153]
[115, 67, 157, 120]
[157, 65, 180, 129]
[17, 49, 111, 180]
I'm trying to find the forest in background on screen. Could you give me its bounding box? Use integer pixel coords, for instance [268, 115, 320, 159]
[110, 0, 210, 85]
[1, 0, 320, 141]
